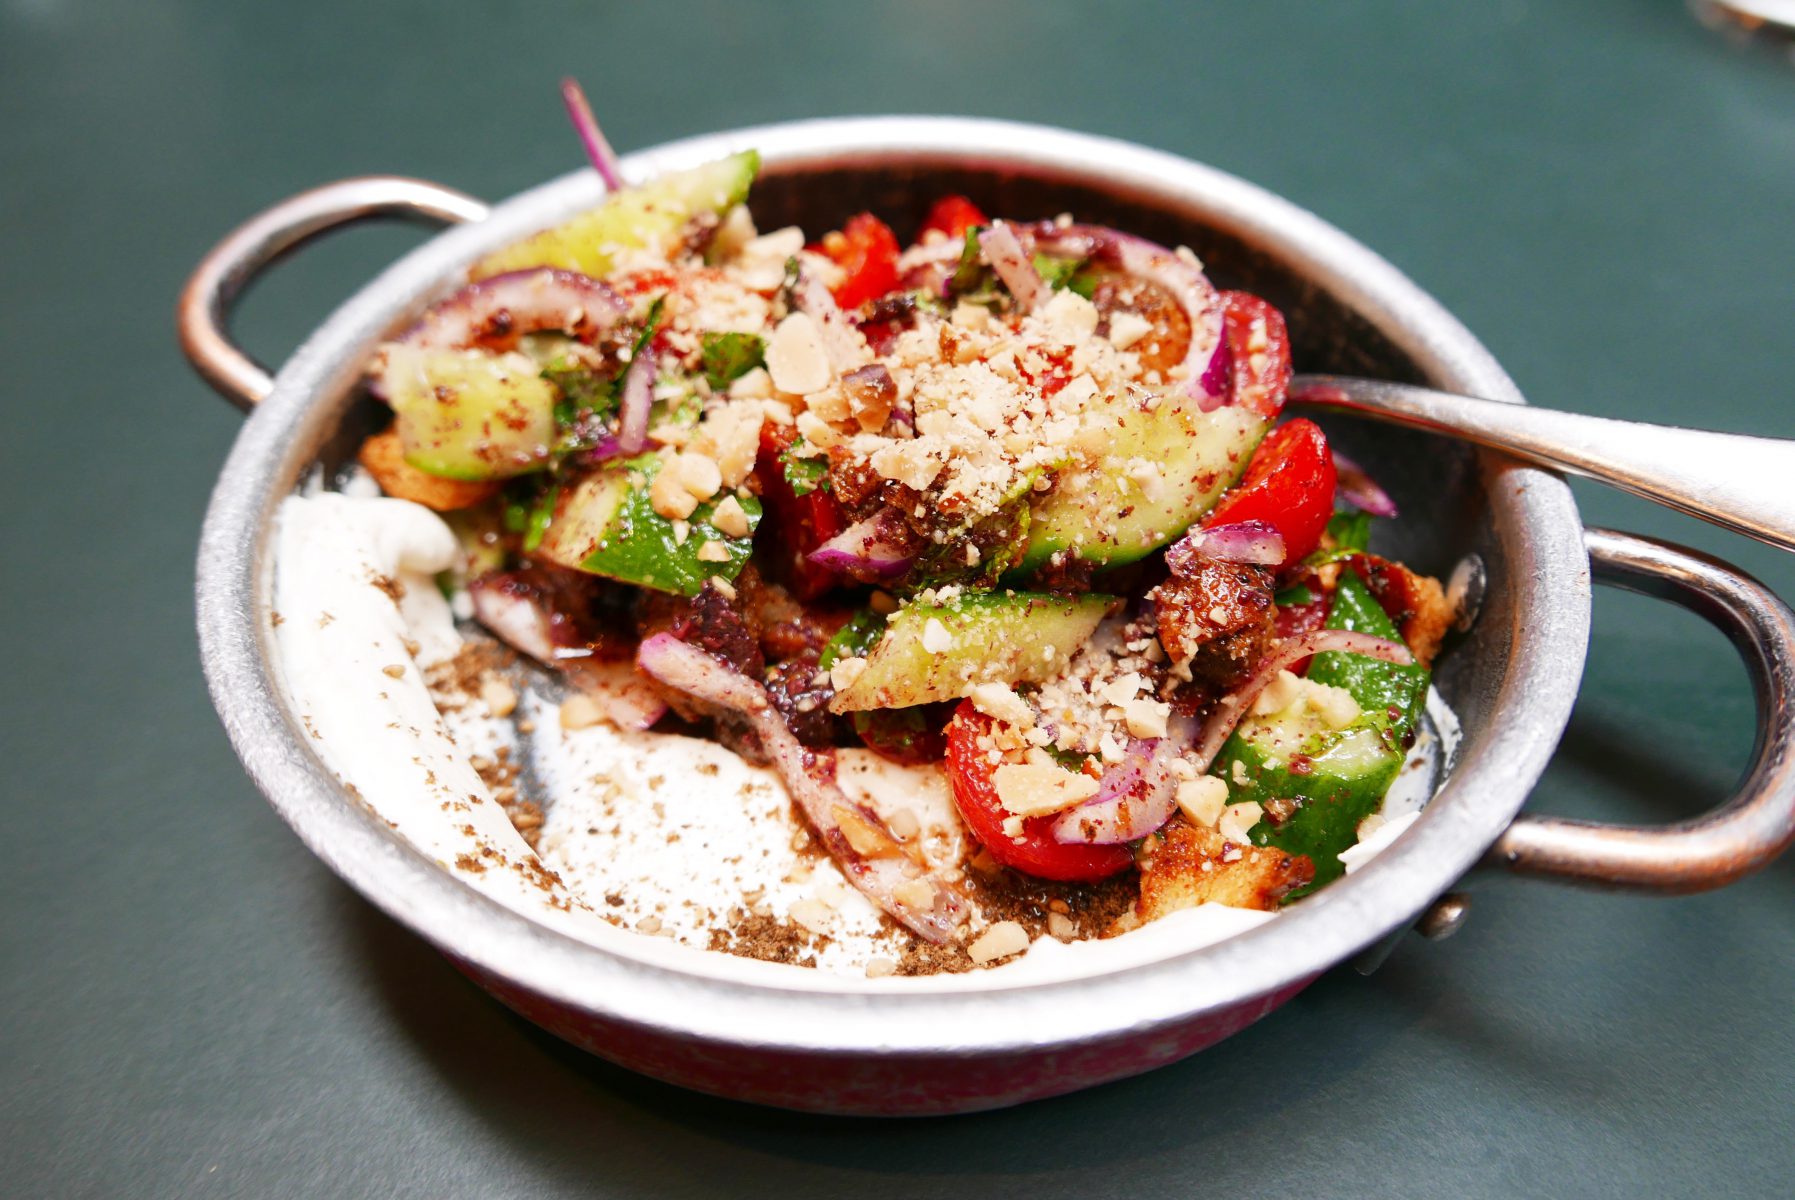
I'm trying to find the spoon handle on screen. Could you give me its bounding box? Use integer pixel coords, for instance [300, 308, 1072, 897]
[1291, 374, 1795, 554]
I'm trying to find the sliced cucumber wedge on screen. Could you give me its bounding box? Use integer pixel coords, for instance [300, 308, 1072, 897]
[384, 345, 557, 481]
[472, 151, 760, 280]
[829, 590, 1118, 712]
[535, 454, 761, 596]
[1017, 399, 1266, 573]
[1211, 571, 1430, 895]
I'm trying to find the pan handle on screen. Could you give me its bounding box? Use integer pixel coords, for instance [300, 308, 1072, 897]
[1484, 527, 1795, 891]
[177, 176, 490, 412]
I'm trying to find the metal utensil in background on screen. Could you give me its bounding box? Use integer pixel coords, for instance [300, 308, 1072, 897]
[1293, 375, 1795, 554]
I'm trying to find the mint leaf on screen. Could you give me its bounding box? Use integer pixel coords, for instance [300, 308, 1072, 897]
[700, 332, 766, 390]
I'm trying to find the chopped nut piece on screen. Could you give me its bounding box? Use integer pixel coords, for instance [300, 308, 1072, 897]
[787, 898, 833, 935]
[1306, 680, 1362, 729]
[381, 664, 406, 679]
[559, 694, 605, 731]
[968, 920, 1030, 965]
[893, 877, 936, 909]
[832, 804, 900, 857]
[673, 451, 723, 501]
[1217, 800, 1265, 844]
[635, 915, 662, 934]
[1252, 669, 1303, 716]
[709, 494, 751, 538]
[992, 762, 1102, 817]
[865, 957, 899, 978]
[480, 677, 518, 718]
[766, 312, 832, 394]
[728, 366, 774, 399]
[1106, 310, 1153, 350]
[1176, 776, 1230, 829]
[968, 682, 1035, 728]
[1046, 912, 1078, 940]
[695, 539, 731, 563]
[649, 462, 700, 520]
[828, 656, 868, 691]
[1123, 696, 1171, 739]
[920, 617, 954, 654]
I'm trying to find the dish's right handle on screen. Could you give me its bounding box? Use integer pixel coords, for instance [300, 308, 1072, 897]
[178, 177, 490, 412]
[1485, 527, 1795, 892]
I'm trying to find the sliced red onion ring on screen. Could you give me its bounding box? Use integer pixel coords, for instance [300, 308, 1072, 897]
[1191, 629, 1413, 773]
[615, 344, 653, 454]
[468, 581, 668, 729]
[392, 268, 628, 359]
[1332, 449, 1400, 518]
[1051, 713, 1199, 845]
[559, 77, 624, 192]
[978, 222, 1048, 313]
[1165, 521, 1286, 574]
[807, 507, 917, 580]
[637, 634, 966, 943]
[1029, 223, 1225, 404]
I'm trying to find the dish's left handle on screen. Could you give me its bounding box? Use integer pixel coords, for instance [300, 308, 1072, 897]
[178, 177, 491, 412]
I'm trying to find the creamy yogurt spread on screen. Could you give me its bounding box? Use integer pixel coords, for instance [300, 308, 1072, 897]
[271, 493, 1455, 978]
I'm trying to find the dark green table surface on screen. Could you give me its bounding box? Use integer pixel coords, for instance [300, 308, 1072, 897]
[5, 2, 1793, 1195]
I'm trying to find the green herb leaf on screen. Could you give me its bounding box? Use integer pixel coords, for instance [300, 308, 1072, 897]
[780, 437, 830, 496]
[700, 331, 766, 390]
[1274, 584, 1315, 607]
[1033, 253, 1086, 291]
[522, 481, 560, 553]
[632, 295, 666, 360]
[819, 609, 887, 670]
[1327, 510, 1374, 553]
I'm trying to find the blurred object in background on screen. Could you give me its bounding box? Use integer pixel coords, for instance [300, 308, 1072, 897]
[1691, 0, 1795, 57]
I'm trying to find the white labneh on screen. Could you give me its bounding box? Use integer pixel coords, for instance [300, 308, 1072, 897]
[272, 494, 1455, 978]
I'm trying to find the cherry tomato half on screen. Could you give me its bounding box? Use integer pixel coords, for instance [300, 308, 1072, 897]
[1204, 417, 1337, 572]
[820, 213, 901, 310]
[944, 703, 1135, 883]
[1218, 290, 1292, 419]
[918, 194, 988, 241]
[755, 422, 847, 601]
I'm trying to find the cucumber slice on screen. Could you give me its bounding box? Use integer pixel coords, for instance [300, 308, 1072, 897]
[1017, 400, 1266, 573]
[1211, 571, 1429, 895]
[472, 151, 760, 280]
[535, 454, 761, 596]
[384, 346, 557, 481]
[829, 590, 1118, 712]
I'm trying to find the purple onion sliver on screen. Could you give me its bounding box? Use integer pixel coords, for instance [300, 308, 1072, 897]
[615, 345, 653, 454]
[1332, 449, 1400, 518]
[978, 222, 1048, 313]
[1197, 521, 1286, 566]
[560, 77, 624, 192]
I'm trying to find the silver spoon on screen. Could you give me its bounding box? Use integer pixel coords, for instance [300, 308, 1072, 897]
[1291, 375, 1795, 554]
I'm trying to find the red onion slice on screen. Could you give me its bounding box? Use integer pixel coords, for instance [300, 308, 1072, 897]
[1191, 629, 1413, 773]
[559, 77, 624, 192]
[397, 269, 629, 355]
[1166, 522, 1286, 574]
[1050, 713, 1199, 846]
[1332, 449, 1400, 518]
[978, 222, 1048, 313]
[636, 634, 966, 943]
[807, 507, 917, 580]
[615, 344, 654, 455]
[1030, 224, 1225, 403]
[468, 581, 668, 729]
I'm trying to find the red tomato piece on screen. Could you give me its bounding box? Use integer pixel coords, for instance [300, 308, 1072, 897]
[820, 213, 901, 310]
[1204, 418, 1337, 572]
[754, 422, 847, 601]
[1218, 291, 1292, 419]
[919, 194, 988, 240]
[944, 703, 1135, 883]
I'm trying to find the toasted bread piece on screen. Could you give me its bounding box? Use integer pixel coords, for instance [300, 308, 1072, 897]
[357, 427, 502, 511]
[1121, 820, 1314, 930]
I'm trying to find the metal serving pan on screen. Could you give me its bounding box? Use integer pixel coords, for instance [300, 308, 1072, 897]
[183, 117, 1795, 1115]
